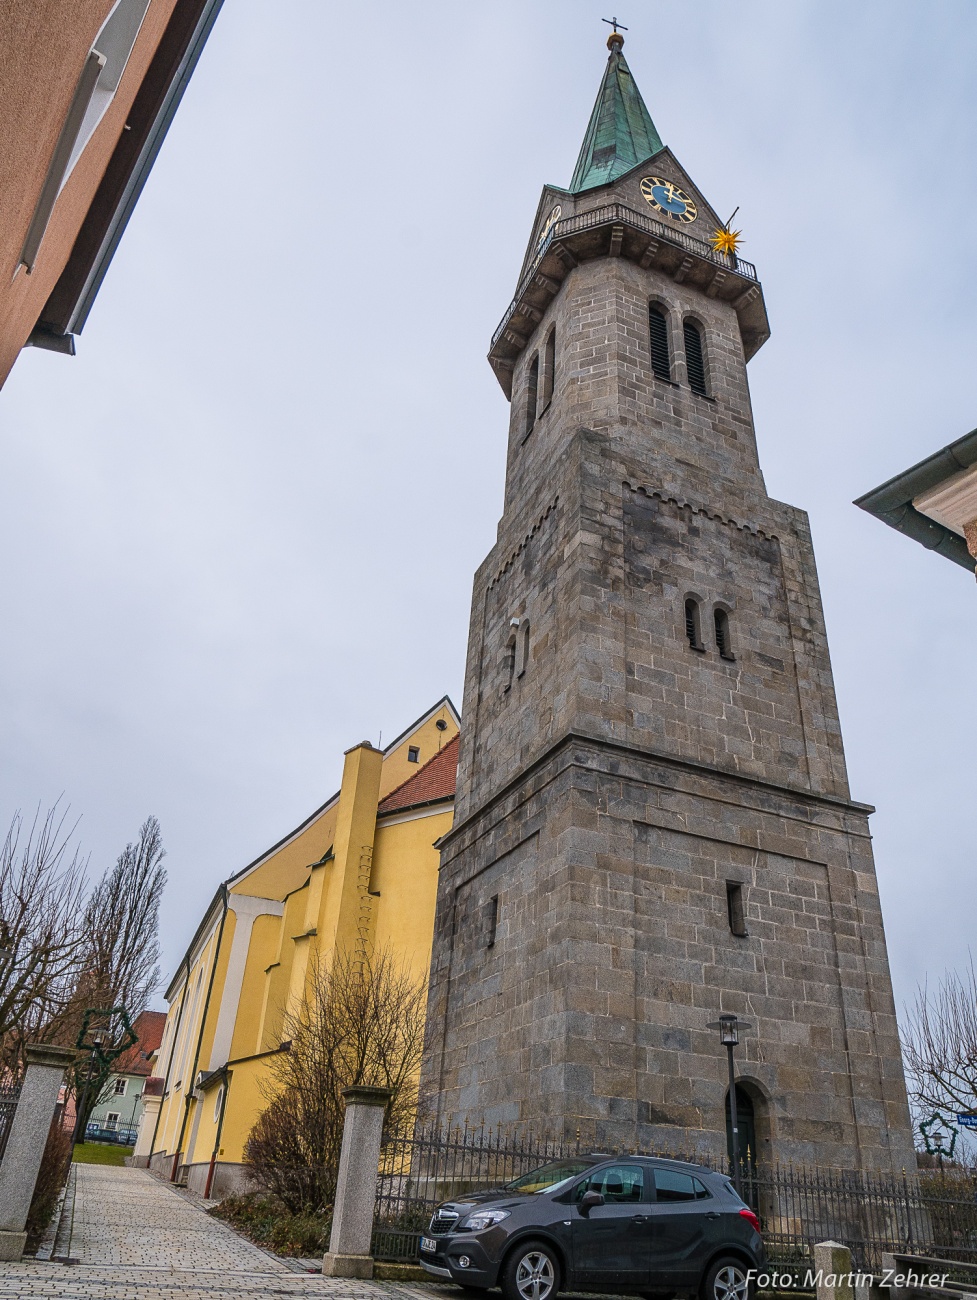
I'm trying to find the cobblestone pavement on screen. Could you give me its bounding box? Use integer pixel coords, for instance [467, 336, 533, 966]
[0, 1164, 456, 1300]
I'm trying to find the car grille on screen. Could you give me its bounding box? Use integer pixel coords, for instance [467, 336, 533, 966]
[428, 1211, 459, 1236]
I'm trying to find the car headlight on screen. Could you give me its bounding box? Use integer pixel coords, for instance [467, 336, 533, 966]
[461, 1209, 510, 1231]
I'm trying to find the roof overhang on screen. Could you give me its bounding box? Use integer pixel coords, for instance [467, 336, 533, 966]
[28, 0, 225, 351]
[855, 427, 977, 573]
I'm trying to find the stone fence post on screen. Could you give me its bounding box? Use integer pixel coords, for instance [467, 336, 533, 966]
[0, 1042, 76, 1262]
[321, 1085, 392, 1279]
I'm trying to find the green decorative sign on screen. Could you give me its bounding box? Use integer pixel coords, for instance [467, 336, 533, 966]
[920, 1112, 957, 1159]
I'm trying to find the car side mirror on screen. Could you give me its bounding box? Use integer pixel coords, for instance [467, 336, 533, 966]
[579, 1191, 604, 1215]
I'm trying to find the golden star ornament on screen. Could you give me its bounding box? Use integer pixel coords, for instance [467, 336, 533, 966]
[711, 226, 743, 257]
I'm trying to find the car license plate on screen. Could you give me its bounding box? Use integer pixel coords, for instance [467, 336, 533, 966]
[420, 1236, 438, 1254]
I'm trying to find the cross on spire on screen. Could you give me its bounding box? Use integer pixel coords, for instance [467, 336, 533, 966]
[602, 16, 628, 33]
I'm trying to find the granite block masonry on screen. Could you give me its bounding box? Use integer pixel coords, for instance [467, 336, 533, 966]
[321, 1086, 391, 1279]
[0, 1042, 76, 1261]
[419, 33, 916, 1173]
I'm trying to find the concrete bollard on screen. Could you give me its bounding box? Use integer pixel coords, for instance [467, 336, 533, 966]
[0, 1042, 76, 1262]
[814, 1241, 856, 1300]
[321, 1085, 392, 1279]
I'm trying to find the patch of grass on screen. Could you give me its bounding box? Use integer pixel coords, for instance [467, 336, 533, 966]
[209, 1191, 330, 1258]
[72, 1143, 133, 1166]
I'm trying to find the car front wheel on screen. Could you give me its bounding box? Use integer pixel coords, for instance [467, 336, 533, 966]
[501, 1239, 560, 1300]
[701, 1256, 753, 1300]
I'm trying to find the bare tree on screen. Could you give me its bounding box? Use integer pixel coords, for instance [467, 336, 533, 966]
[67, 816, 166, 1129]
[78, 815, 166, 1019]
[903, 957, 977, 1120]
[0, 805, 88, 1072]
[245, 947, 427, 1214]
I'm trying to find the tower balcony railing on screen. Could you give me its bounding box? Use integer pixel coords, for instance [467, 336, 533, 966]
[491, 202, 758, 351]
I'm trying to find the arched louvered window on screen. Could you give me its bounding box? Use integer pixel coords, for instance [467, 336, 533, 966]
[685, 598, 704, 652]
[684, 320, 708, 395]
[649, 305, 671, 381]
[525, 354, 540, 438]
[541, 328, 556, 410]
[714, 607, 734, 660]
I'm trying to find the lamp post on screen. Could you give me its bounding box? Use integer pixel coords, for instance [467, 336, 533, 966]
[707, 1013, 752, 1195]
[72, 1025, 107, 1147]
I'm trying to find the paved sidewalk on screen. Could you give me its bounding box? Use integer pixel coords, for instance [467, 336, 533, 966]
[0, 1164, 453, 1300]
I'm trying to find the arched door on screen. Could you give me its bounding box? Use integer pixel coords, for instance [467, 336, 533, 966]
[724, 1084, 757, 1172]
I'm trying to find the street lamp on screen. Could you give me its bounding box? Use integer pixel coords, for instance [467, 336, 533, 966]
[707, 1013, 753, 1195]
[72, 1023, 108, 1147]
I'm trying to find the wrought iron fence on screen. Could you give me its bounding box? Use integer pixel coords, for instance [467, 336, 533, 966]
[373, 1121, 583, 1261]
[740, 1161, 977, 1271]
[0, 1081, 20, 1163]
[371, 1122, 977, 1268]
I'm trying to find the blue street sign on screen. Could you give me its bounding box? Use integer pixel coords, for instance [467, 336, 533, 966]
[957, 1114, 977, 1129]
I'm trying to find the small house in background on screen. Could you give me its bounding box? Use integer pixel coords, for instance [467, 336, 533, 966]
[85, 1009, 166, 1145]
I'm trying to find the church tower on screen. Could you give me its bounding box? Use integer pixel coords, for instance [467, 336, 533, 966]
[422, 31, 915, 1172]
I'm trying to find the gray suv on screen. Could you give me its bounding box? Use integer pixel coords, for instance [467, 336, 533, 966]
[418, 1155, 763, 1300]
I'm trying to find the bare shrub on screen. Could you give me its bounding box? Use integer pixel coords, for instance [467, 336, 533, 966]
[245, 947, 426, 1215]
[25, 1114, 73, 1250]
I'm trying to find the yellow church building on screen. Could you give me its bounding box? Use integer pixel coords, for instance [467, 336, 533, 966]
[141, 697, 459, 1196]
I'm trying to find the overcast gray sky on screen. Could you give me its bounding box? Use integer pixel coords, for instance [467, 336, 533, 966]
[1, 0, 975, 1030]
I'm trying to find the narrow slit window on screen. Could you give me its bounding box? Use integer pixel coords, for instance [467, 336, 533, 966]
[518, 621, 530, 677]
[486, 895, 499, 948]
[714, 608, 735, 660]
[407, 745, 420, 763]
[685, 598, 704, 651]
[503, 632, 517, 693]
[684, 320, 708, 395]
[525, 353, 540, 438]
[726, 881, 747, 936]
[649, 306, 671, 380]
[541, 329, 556, 410]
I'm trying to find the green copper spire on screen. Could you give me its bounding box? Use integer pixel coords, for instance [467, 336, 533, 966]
[569, 31, 664, 194]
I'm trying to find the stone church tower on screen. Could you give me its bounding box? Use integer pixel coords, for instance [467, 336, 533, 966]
[422, 32, 915, 1172]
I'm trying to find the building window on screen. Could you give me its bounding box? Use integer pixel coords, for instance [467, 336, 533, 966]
[684, 598, 704, 652]
[407, 746, 420, 763]
[525, 353, 540, 438]
[106, 1112, 120, 1129]
[714, 608, 735, 660]
[684, 319, 708, 395]
[486, 895, 499, 948]
[726, 881, 747, 936]
[214, 1086, 225, 1123]
[540, 328, 556, 411]
[649, 305, 671, 380]
[113, 1078, 127, 1096]
[503, 622, 519, 694]
[517, 621, 530, 677]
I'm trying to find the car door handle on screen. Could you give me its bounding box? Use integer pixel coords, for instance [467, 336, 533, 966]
[632, 1215, 647, 1224]
[704, 1212, 721, 1220]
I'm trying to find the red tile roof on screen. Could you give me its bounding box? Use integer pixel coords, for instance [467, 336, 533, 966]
[114, 1009, 166, 1077]
[377, 734, 459, 816]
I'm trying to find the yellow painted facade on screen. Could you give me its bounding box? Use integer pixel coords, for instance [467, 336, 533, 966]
[145, 697, 459, 1195]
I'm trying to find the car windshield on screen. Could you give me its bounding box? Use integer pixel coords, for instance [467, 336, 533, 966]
[505, 1160, 596, 1194]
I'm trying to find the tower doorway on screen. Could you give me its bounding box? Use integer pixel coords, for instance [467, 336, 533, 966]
[725, 1084, 757, 1173]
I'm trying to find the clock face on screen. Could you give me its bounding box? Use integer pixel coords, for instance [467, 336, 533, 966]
[640, 176, 698, 225]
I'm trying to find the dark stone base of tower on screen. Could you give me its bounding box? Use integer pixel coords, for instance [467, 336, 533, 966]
[421, 33, 916, 1174]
